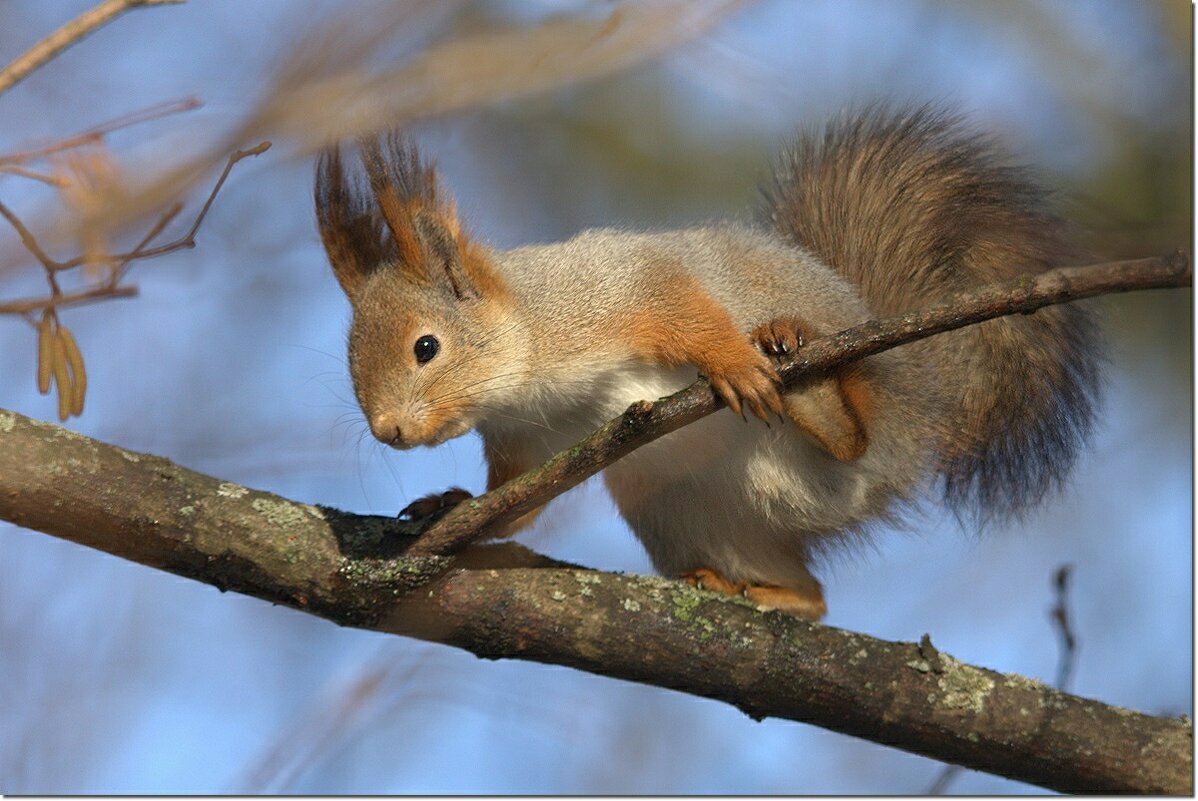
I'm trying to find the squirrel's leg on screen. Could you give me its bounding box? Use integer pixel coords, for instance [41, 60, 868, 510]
[482, 432, 544, 538]
[614, 271, 782, 421]
[682, 566, 827, 620]
[753, 316, 872, 462]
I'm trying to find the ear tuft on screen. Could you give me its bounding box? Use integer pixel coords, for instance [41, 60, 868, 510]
[315, 133, 498, 302]
[315, 144, 389, 298]
[357, 134, 442, 270]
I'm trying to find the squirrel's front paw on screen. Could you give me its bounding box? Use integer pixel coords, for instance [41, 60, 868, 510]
[705, 350, 783, 422]
[398, 487, 472, 522]
[753, 317, 808, 357]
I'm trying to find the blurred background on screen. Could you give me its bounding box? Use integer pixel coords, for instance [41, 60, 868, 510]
[0, 0, 1190, 793]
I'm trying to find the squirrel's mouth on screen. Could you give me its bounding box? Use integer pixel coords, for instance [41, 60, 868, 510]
[424, 418, 473, 447]
[391, 414, 472, 449]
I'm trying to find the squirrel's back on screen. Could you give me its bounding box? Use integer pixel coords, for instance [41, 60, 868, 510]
[761, 105, 1102, 519]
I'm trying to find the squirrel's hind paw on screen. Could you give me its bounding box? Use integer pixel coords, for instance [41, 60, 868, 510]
[398, 487, 472, 522]
[743, 584, 827, 620]
[682, 567, 746, 596]
[682, 567, 827, 620]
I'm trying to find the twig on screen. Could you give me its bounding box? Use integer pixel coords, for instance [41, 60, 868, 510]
[0, 96, 201, 166]
[130, 141, 273, 262]
[408, 252, 1193, 557]
[112, 202, 182, 282]
[0, 0, 184, 97]
[0, 285, 138, 316]
[0, 142, 271, 317]
[0, 165, 69, 187]
[47, 141, 272, 272]
[1050, 564, 1079, 692]
[0, 199, 61, 270]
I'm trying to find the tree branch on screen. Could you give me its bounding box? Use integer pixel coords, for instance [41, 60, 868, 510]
[0, 0, 184, 97]
[0, 408, 1189, 794]
[0, 96, 201, 166]
[0, 141, 269, 328]
[409, 252, 1193, 557]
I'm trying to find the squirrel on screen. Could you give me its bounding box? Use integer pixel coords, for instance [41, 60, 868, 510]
[314, 105, 1101, 620]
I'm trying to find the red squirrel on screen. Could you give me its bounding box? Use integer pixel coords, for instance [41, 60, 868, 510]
[314, 106, 1101, 619]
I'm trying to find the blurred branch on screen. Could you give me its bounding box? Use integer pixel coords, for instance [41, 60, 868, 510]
[250, 0, 744, 150]
[76, 0, 743, 238]
[0, 0, 184, 96]
[0, 141, 270, 421]
[0, 408, 1189, 795]
[0, 96, 201, 166]
[0, 165, 68, 187]
[1050, 564, 1079, 692]
[409, 252, 1194, 557]
[0, 141, 270, 279]
[0, 284, 138, 316]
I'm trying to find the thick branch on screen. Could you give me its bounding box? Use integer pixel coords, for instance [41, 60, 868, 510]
[0, 0, 183, 96]
[0, 409, 1190, 794]
[410, 252, 1192, 556]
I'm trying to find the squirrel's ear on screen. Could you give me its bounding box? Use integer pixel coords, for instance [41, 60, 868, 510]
[356, 134, 480, 301]
[413, 209, 478, 301]
[315, 144, 384, 299]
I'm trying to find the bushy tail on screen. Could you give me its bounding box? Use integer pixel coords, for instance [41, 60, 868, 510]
[760, 105, 1102, 519]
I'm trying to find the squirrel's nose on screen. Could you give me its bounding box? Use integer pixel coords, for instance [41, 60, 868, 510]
[370, 412, 406, 447]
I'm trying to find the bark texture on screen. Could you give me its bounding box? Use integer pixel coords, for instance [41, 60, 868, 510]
[0, 408, 1191, 795]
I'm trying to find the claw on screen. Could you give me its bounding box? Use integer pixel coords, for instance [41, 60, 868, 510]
[398, 487, 472, 522]
[753, 318, 808, 361]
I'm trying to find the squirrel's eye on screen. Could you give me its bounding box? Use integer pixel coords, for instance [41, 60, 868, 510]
[414, 334, 440, 364]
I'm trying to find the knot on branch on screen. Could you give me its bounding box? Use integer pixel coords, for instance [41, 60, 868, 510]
[336, 554, 451, 624]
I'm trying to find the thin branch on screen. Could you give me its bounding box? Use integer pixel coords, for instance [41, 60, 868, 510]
[0, 96, 201, 165]
[0, 165, 69, 187]
[0, 199, 62, 270]
[408, 251, 1193, 557]
[141, 141, 273, 258]
[111, 202, 182, 282]
[0, 285, 138, 316]
[1050, 564, 1079, 692]
[0, 142, 270, 318]
[47, 141, 272, 272]
[0, 0, 184, 97]
[0, 408, 1189, 795]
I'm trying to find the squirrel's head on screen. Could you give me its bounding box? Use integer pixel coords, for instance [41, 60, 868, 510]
[315, 135, 526, 449]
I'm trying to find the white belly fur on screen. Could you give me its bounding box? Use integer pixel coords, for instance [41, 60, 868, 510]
[485, 361, 886, 588]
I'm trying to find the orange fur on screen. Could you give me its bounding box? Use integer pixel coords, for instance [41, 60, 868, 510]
[754, 315, 873, 462]
[616, 270, 749, 369]
[742, 584, 826, 620]
[838, 367, 874, 434]
[783, 388, 866, 462]
[607, 266, 782, 420]
[386, 196, 427, 269]
[359, 154, 426, 270]
[458, 232, 510, 302]
[683, 567, 827, 620]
